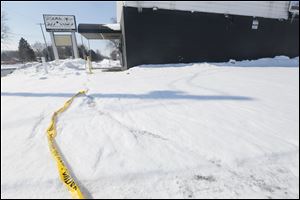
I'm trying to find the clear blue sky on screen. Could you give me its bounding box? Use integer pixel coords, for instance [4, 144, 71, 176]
[2, 1, 116, 55]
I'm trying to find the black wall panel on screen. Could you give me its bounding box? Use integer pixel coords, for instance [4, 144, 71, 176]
[123, 7, 299, 68]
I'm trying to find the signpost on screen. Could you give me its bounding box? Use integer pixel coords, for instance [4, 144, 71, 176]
[43, 14, 79, 60]
[43, 15, 77, 32]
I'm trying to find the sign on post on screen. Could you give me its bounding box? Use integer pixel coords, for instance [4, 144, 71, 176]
[43, 14, 79, 60]
[43, 15, 77, 32]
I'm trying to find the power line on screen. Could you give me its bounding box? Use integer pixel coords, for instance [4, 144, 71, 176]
[7, 31, 41, 38]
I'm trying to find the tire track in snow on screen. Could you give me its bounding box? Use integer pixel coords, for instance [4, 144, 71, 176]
[100, 108, 168, 142]
[85, 94, 169, 143]
[167, 66, 228, 92]
[185, 70, 231, 95]
[28, 111, 46, 139]
[92, 147, 104, 171]
[129, 129, 168, 141]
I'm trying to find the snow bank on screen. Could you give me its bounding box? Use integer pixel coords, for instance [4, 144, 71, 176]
[215, 56, 299, 67]
[8, 59, 86, 77]
[1, 56, 299, 198]
[138, 56, 299, 68]
[92, 59, 121, 69]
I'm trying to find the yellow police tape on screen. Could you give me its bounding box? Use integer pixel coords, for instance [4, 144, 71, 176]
[47, 90, 87, 199]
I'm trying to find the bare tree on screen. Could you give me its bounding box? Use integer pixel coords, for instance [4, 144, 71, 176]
[1, 5, 9, 44]
[32, 42, 44, 57]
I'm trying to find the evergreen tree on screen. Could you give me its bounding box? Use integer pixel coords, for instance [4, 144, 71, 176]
[88, 49, 97, 61]
[87, 49, 104, 62]
[78, 45, 88, 59]
[18, 37, 36, 62]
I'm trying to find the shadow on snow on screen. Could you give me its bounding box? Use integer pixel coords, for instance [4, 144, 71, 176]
[1, 90, 254, 101]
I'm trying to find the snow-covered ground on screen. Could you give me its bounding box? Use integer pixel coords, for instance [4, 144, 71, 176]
[1, 56, 299, 199]
[1, 62, 42, 77]
[1, 62, 44, 70]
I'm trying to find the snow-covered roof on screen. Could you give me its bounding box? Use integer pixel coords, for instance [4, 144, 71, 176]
[103, 23, 121, 31]
[119, 1, 291, 20]
[78, 24, 121, 40]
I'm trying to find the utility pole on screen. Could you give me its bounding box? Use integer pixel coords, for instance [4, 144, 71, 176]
[37, 23, 50, 61]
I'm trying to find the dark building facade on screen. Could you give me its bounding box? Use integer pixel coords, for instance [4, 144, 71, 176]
[79, 1, 299, 69]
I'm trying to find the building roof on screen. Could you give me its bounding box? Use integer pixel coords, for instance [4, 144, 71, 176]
[78, 24, 121, 40]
